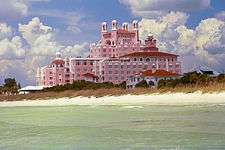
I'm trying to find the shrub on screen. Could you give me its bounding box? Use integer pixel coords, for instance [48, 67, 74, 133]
[42, 80, 118, 92]
[135, 80, 149, 88]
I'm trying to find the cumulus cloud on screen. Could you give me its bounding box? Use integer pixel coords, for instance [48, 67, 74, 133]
[64, 42, 89, 57]
[0, 17, 88, 85]
[0, 36, 25, 59]
[0, 23, 13, 40]
[0, 23, 25, 59]
[139, 12, 225, 70]
[119, 0, 211, 18]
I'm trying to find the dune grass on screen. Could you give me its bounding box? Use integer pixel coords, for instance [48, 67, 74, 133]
[0, 83, 225, 102]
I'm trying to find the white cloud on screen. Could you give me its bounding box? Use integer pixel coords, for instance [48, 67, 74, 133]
[0, 0, 28, 21]
[119, 0, 210, 18]
[19, 17, 52, 45]
[64, 42, 89, 57]
[0, 36, 25, 59]
[0, 0, 51, 21]
[0, 23, 13, 40]
[0, 23, 25, 59]
[0, 17, 88, 85]
[139, 13, 225, 70]
[30, 9, 84, 34]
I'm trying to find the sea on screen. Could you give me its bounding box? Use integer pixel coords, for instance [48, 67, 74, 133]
[0, 104, 225, 150]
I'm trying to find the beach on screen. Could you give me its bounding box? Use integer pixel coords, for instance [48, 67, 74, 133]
[0, 92, 225, 107]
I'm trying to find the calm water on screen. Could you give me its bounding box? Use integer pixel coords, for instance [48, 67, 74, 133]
[0, 104, 225, 150]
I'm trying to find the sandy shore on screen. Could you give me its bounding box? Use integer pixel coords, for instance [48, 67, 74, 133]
[0, 91, 225, 107]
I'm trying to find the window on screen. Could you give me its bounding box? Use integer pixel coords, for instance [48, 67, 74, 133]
[109, 65, 112, 68]
[134, 58, 137, 61]
[164, 64, 167, 68]
[144, 65, 148, 69]
[84, 62, 87, 65]
[152, 64, 156, 69]
[76, 61, 80, 65]
[146, 58, 150, 62]
[140, 58, 143, 61]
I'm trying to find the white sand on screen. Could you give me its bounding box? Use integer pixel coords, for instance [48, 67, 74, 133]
[0, 92, 225, 107]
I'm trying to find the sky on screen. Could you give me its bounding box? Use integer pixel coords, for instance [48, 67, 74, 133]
[0, 0, 225, 86]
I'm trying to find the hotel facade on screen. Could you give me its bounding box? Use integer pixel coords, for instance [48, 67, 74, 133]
[36, 20, 182, 87]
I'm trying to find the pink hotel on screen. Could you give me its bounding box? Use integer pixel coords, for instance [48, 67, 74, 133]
[36, 20, 182, 86]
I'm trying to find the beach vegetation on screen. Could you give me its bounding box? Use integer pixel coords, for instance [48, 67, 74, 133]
[0, 78, 21, 95]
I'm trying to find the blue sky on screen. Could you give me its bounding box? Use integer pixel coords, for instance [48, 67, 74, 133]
[0, 0, 225, 85]
[10, 0, 224, 42]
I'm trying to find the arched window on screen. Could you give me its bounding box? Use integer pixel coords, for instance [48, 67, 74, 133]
[146, 58, 150, 62]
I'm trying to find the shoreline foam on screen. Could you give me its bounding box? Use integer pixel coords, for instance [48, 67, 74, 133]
[0, 92, 225, 107]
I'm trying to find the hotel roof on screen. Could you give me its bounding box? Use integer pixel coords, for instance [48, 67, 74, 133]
[82, 73, 99, 79]
[141, 70, 180, 77]
[120, 51, 178, 58]
[51, 59, 65, 65]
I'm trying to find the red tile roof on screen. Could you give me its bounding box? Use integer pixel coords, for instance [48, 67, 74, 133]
[121, 51, 178, 58]
[51, 59, 65, 65]
[141, 69, 180, 77]
[82, 73, 99, 79]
